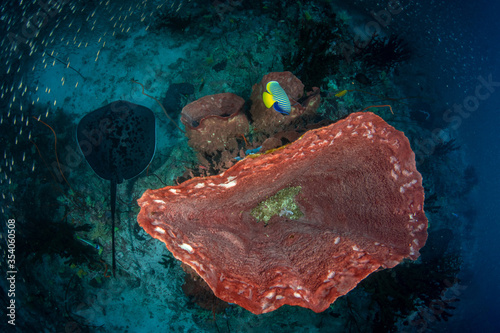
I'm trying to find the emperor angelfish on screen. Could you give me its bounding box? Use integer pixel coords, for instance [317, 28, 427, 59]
[262, 81, 291, 115]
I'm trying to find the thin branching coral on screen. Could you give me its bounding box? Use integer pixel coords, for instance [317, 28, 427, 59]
[357, 34, 411, 71]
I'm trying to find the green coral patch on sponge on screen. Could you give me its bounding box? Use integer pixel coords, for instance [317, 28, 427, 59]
[251, 186, 303, 225]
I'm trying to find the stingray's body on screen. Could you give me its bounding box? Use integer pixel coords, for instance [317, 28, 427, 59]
[77, 101, 156, 276]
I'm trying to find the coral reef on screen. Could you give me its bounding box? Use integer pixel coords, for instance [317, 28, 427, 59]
[181, 92, 249, 156]
[1, 1, 476, 330]
[177, 72, 321, 177]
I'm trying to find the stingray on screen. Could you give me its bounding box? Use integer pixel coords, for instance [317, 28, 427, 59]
[77, 100, 156, 276]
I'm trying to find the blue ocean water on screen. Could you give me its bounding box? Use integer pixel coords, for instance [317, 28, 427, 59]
[0, 0, 499, 332]
[438, 1, 500, 331]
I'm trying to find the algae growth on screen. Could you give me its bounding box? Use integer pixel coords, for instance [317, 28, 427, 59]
[251, 186, 304, 225]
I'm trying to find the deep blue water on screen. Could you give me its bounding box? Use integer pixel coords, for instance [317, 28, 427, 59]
[441, 1, 500, 331]
[1, 0, 499, 332]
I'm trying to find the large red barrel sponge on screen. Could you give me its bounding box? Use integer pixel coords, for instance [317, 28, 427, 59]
[180, 93, 249, 155]
[137, 112, 428, 315]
